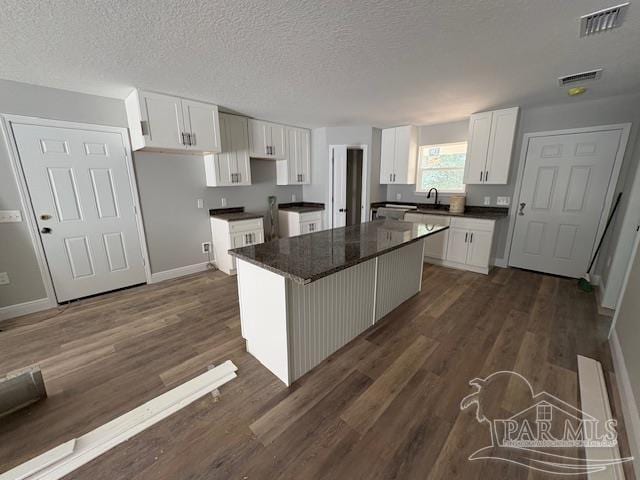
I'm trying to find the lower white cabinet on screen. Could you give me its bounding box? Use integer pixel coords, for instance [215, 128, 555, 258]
[404, 214, 496, 274]
[445, 217, 495, 273]
[279, 210, 323, 237]
[204, 113, 251, 186]
[211, 217, 264, 275]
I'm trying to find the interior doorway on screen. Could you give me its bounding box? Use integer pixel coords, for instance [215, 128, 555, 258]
[330, 145, 368, 228]
[346, 149, 363, 226]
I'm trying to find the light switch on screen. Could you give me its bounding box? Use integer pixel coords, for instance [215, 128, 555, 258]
[197, 199, 204, 209]
[0, 272, 9, 285]
[0, 210, 22, 223]
[496, 196, 510, 206]
[483, 196, 491, 206]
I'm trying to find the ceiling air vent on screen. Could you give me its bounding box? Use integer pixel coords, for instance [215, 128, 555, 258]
[580, 3, 629, 36]
[558, 69, 603, 86]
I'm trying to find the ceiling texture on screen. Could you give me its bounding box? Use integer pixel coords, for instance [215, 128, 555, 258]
[1, 0, 639, 127]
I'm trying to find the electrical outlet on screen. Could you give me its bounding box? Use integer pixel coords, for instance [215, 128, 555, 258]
[202, 242, 212, 254]
[197, 199, 204, 209]
[0, 272, 9, 285]
[0, 210, 22, 223]
[484, 196, 491, 206]
[396, 193, 402, 201]
[496, 196, 510, 206]
[292, 194, 297, 202]
[221, 198, 227, 207]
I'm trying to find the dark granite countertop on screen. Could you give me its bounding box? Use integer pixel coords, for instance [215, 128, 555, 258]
[278, 202, 325, 213]
[210, 207, 263, 222]
[229, 219, 448, 284]
[371, 201, 509, 220]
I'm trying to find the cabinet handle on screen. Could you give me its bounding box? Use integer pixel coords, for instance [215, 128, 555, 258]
[485, 170, 488, 182]
[190, 133, 196, 146]
[238, 172, 241, 183]
[465, 232, 468, 243]
[480, 171, 483, 182]
[186, 133, 192, 146]
[181, 132, 186, 145]
[389, 173, 392, 182]
[470, 232, 474, 243]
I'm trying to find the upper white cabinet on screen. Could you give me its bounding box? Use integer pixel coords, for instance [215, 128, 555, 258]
[277, 127, 311, 185]
[463, 107, 519, 185]
[379, 125, 418, 184]
[204, 113, 251, 187]
[125, 90, 221, 154]
[248, 119, 286, 159]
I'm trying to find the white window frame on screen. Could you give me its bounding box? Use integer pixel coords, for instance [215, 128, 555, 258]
[415, 141, 468, 194]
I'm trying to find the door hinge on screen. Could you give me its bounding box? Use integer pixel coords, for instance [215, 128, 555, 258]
[140, 121, 150, 136]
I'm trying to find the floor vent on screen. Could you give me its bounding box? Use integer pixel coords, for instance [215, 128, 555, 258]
[558, 69, 603, 86]
[580, 3, 629, 36]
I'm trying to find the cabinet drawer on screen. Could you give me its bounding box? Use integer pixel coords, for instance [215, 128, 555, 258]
[298, 211, 322, 223]
[229, 218, 263, 233]
[450, 217, 494, 232]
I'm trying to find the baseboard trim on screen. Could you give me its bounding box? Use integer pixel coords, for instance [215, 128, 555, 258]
[424, 257, 489, 275]
[0, 298, 56, 322]
[149, 262, 212, 284]
[610, 331, 640, 476]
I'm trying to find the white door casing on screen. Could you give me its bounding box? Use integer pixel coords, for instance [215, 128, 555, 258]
[331, 145, 348, 228]
[12, 123, 147, 302]
[509, 130, 622, 278]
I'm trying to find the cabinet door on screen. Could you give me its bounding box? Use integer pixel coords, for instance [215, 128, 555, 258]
[380, 127, 396, 184]
[424, 230, 449, 260]
[466, 230, 492, 268]
[464, 111, 492, 184]
[230, 232, 246, 249]
[393, 126, 417, 184]
[139, 91, 185, 150]
[285, 127, 299, 184]
[270, 123, 286, 159]
[228, 115, 251, 185]
[484, 107, 518, 184]
[445, 228, 469, 264]
[182, 99, 221, 153]
[248, 119, 269, 157]
[298, 129, 311, 184]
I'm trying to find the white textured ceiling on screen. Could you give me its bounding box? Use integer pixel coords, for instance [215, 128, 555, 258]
[1, 0, 639, 127]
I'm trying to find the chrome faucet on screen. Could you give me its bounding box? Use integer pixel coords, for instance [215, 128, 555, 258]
[426, 188, 438, 207]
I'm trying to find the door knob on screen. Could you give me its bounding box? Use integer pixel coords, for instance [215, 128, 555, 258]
[40, 214, 52, 220]
[519, 202, 526, 216]
[41, 227, 52, 234]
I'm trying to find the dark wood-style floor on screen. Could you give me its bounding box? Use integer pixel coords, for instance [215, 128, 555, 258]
[0, 265, 634, 479]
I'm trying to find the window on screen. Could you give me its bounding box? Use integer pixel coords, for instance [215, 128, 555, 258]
[416, 142, 467, 193]
[537, 404, 553, 422]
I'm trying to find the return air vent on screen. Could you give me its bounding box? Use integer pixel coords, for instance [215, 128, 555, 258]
[580, 3, 629, 36]
[558, 69, 603, 86]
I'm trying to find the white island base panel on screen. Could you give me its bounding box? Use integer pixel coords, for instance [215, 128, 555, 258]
[236, 240, 424, 385]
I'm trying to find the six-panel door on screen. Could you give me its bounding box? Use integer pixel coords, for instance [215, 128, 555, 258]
[12, 123, 147, 302]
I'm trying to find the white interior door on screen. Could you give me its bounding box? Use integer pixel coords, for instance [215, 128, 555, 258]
[331, 146, 348, 228]
[510, 129, 622, 278]
[12, 123, 147, 302]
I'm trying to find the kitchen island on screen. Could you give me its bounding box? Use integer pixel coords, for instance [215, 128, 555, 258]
[229, 219, 448, 385]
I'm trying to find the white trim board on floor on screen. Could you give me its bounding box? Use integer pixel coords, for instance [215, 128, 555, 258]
[149, 262, 213, 283]
[610, 332, 640, 477]
[0, 360, 238, 480]
[577, 355, 629, 480]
